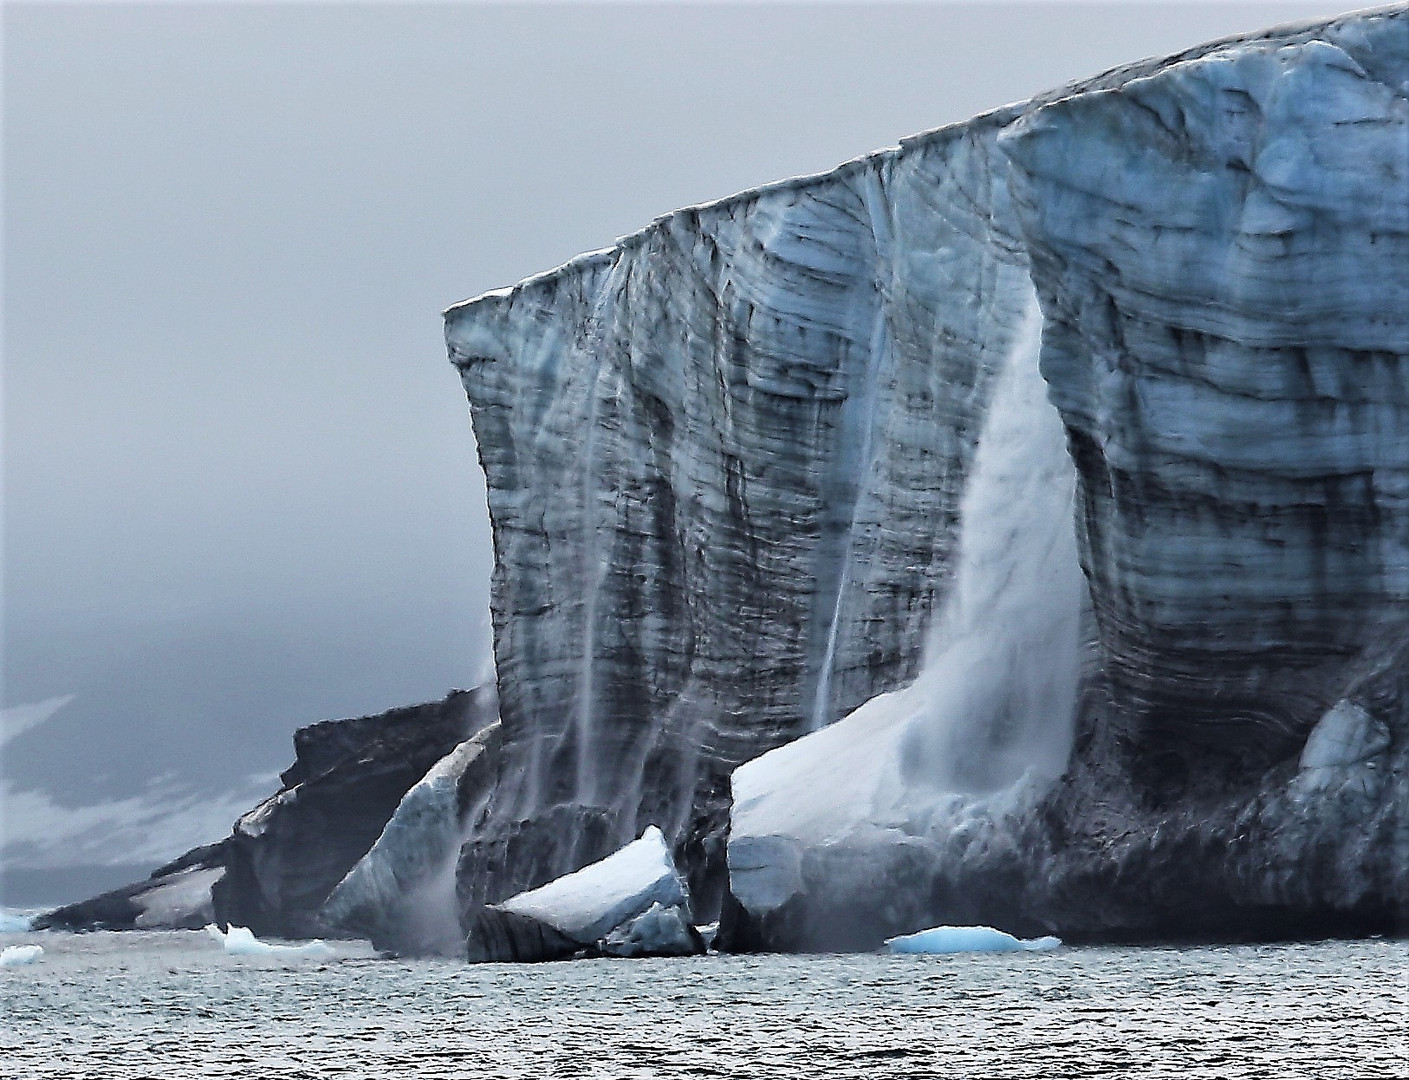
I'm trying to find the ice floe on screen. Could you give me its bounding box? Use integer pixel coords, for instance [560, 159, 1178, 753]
[203, 924, 332, 959]
[884, 925, 1060, 954]
[1, 944, 44, 966]
[0, 910, 36, 934]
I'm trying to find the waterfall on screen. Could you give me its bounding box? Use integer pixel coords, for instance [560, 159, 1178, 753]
[731, 290, 1085, 850]
[900, 293, 1083, 795]
[573, 276, 622, 808]
[575, 382, 606, 807]
[809, 296, 891, 733]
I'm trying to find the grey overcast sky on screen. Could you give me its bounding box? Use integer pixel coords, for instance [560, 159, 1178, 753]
[3, 1, 1351, 885]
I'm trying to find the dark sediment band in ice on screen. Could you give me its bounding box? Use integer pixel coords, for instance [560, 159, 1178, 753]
[450, 5, 1408, 948]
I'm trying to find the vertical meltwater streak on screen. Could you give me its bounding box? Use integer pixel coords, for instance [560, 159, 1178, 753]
[574, 281, 619, 808]
[901, 293, 1083, 795]
[809, 308, 889, 733]
[810, 173, 895, 733]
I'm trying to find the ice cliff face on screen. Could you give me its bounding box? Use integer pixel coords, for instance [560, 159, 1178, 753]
[1002, 22, 1409, 787]
[450, 5, 1408, 947]
[725, 6, 1409, 948]
[447, 104, 1041, 911]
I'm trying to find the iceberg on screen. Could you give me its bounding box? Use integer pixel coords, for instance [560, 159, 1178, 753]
[599, 902, 703, 959]
[45, 6, 1402, 959]
[714, 6, 1409, 950]
[497, 825, 687, 942]
[0, 944, 44, 966]
[448, 4, 1409, 949]
[885, 925, 1061, 954]
[203, 923, 332, 959]
[464, 826, 703, 962]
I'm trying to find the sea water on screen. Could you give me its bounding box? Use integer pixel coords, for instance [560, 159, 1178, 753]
[1, 920, 1403, 1079]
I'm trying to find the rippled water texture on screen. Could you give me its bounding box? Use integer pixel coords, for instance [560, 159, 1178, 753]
[1, 929, 1404, 1078]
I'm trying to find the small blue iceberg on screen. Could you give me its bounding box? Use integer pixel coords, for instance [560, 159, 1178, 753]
[884, 925, 1061, 954]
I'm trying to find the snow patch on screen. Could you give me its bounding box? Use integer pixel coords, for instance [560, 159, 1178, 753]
[1, 772, 277, 872]
[134, 867, 224, 929]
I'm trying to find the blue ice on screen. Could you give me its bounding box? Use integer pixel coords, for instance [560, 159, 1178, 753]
[884, 925, 1061, 954]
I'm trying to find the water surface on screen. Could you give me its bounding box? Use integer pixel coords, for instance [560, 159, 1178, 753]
[2, 928, 1403, 1078]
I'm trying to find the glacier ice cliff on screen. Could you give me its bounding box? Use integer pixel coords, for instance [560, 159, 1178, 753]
[448, 4, 1408, 950]
[447, 33, 1046, 919]
[726, 7, 1409, 949]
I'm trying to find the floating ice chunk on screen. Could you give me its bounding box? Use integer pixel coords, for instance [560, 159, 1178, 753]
[464, 826, 703, 962]
[1, 944, 44, 966]
[203, 923, 333, 959]
[497, 825, 688, 944]
[884, 925, 1061, 954]
[598, 902, 701, 958]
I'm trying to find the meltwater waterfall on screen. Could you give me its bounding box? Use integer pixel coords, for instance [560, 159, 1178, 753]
[725, 292, 1086, 947]
[902, 295, 1082, 795]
